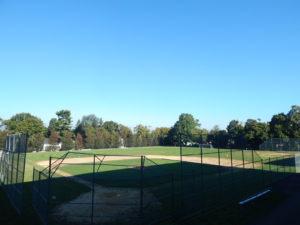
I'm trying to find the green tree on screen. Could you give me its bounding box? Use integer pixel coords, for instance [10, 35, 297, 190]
[47, 118, 59, 136]
[119, 125, 132, 139]
[48, 131, 59, 151]
[152, 127, 170, 145]
[0, 130, 8, 149]
[56, 110, 72, 136]
[27, 133, 44, 152]
[134, 125, 150, 138]
[103, 121, 119, 133]
[227, 120, 243, 137]
[287, 105, 300, 138]
[4, 113, 45, 137]
[75, 133, 83, 150]
[85, 130, 95, 149]
[171, 113, 200, 144]
[61, 131, 74, 150]
[269, 113, 289, 138]
[244, 119, 269, 149]
[226, 120, 244, 148]
[95, 128, 105, 149]
[81, 114, 102, 128]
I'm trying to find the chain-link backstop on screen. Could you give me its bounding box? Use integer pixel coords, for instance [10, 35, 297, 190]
[0, 133, 28, 215]
[259, 138, 300, 151]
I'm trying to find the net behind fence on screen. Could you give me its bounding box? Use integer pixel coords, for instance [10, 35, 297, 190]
[260, 138, 300, 151]
[0, 133, 28, 215]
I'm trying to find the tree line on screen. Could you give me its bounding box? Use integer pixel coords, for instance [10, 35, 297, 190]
[0, 105, 299, 151]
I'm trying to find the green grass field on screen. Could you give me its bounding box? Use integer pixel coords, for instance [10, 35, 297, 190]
[1, 146, 296, 225]
[24, 146, 288, 182]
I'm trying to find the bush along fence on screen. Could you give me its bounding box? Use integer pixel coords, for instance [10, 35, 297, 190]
[31, 144, 296, 225]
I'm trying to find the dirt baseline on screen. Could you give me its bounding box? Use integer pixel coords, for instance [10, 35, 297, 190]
[37, 154, 259, 169]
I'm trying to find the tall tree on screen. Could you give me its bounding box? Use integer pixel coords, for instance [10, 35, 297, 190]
[134, 125, 150, 138]
[47, 118, 59, 136]
[119, 125, 132, 139]
[0, 130, 8, 149]
[103, 121, 119, 133]
[227, 120, 244, 148]
[48, 131, 59, 151]
[56, 110, 72, 136]
[85, 130, 95, 149]
[27, 133, 44, 152]
[75, 133, 83, 150]
[152, 127, 170, 145]
[95, 128, 105, 149]
[4, 113, 45, 136]
[61, 131, 74, 150]
[269, 113, 289, 138]
[244, 119, 269, 149]
[227, 120, 243, 137]
[171, 113, 200, 144]
[49, 131, 59, 145]
[287, 105, 300, 138]
[81, 114, 102, 128]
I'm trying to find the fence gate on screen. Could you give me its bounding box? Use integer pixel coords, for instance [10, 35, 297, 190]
[0, 133, 28, 215]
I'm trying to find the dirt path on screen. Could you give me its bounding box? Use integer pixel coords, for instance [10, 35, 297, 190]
[255, 152, 291, 158]
[37, 154, 256, 169]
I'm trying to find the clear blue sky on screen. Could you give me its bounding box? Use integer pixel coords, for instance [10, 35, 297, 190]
[0, 0, 299, 130]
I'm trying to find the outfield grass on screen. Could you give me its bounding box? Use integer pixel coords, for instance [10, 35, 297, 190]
[6, 146, 293, 225]
[59, 158, 231, 187]
[24, 146, 289, 182]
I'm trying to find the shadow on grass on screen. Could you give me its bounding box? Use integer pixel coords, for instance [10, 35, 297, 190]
[0, 156, 295, 225]
[265, 157, 296, 167]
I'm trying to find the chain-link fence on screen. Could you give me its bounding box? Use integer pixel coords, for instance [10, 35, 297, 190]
[32, 141, 296, 225]
[0, 133, 28, 215]
[259, 138, 300, 151]
[179, 133, 295, 220]
[32, 152, 177, 225]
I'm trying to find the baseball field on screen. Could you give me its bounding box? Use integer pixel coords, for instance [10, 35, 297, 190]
[1, 146, 296, 225]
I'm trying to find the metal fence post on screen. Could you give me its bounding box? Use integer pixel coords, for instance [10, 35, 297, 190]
[47, 156, 52, 225]
[171, 174, 175, 219]
[91, 154, 96, 224]
[38, 171, 41, 219]
[283, 156, 286, 176]
[276, 157, 279, 174]
[269, 157, 272, 183]
[10, 151, 14, 187]
[289, 155, 292, 174]
[200, 135, 203, 164]
[200, 135, 204, 209]
[140, 156, 144, 225]
[242, 149, 245, 169]
[179, 135, 184, 214]
[217, 135, 222, 200]
[230, 140, 234, 200]
[230, 142, 233, 168]
[261, 159, 264, 188]
[252, 149, 255, 169]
